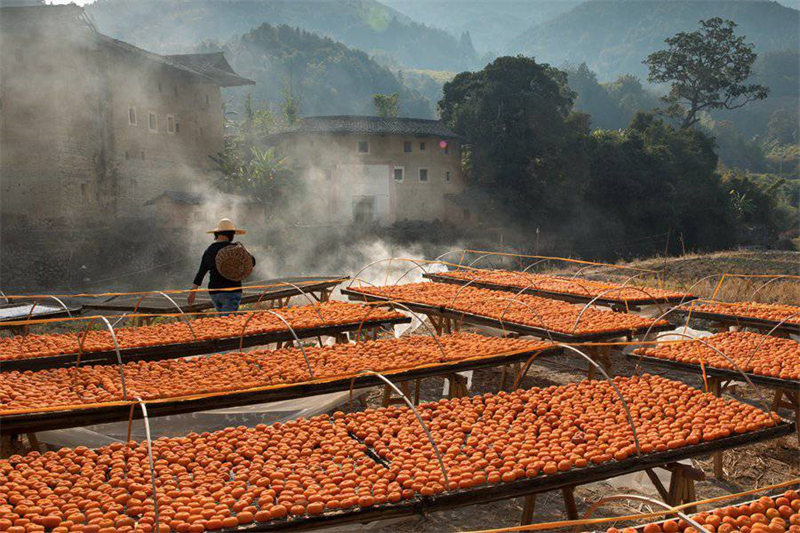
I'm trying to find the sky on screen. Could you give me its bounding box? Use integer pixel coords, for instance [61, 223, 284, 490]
[45, 0, 800, 7]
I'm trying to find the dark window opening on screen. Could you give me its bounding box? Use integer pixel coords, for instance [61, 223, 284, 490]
[419, 142, 426, 151]
[445, 171, 451, 182]
[419, 169, 428, 182]
[393, 168, 404, 182]
[358, 141, 369, 153]
[403, 141, 412, 153]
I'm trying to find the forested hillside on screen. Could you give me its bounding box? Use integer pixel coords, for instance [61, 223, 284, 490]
[86, 0, 477, 70]
[381, 0, 578, 54]
[215, 24, 433, 118]
[509, 0, 800, 79]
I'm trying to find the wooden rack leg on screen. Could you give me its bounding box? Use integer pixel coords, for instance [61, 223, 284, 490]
[0, 436, 14, 459]
[520, 494, 536, 525]
[663, 462, 705, 514]
[27, 433, 40, 453]
[414, 379, 421, 405]
[446, 374, 469, 398]
[772, 388, 800, 444]
[562, 486, 578, 520]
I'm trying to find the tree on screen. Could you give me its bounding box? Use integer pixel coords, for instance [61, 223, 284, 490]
[438, 56, 584, 227]
[645, 18, 769, 129]
[373, 93, 399, 117]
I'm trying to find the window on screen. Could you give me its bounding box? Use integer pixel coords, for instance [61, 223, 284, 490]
[128, 107, 137, 126]
[445, 171, 451, 182]
[167, 114, 175, 134]
[393, 167, 404, 182]
[80, 183, 88, 199]
[124, 151, 129, 160]
[148, 112, 157, 132]
[175, 121, 180, 133]
[403, 141, 412, 153]
[419, 168, 428, 182]
[419, 142, 426, 151]
[357, 140, 369, 153]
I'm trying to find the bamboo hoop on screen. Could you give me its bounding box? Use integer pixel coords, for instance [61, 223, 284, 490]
[134, 397, 161, 532]
[238, 309, 314, 380]
[636, 332, 773, 413]
[348, 369, 450, 489]
[558, 344, 642, 456]
[743, 312, 800, 369]
[577, 494, 709, 533]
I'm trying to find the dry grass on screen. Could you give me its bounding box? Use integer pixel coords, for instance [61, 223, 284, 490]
[554, 250, 800, 305]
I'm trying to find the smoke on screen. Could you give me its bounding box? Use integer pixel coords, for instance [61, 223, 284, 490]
[0, 4, 464, 293]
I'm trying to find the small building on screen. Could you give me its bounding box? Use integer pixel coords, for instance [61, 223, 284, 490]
[273, 116, 469, 226]
[0, 3, 253, 232]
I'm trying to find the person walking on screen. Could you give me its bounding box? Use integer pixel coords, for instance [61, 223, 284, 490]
[188, 218, 255, 314]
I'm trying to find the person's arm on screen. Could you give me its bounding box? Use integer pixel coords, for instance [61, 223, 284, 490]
[189, 250, 211, 305]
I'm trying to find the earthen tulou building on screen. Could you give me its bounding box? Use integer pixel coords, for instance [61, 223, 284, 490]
[0, 2, 253, 235]
[273, 116, 470, 226]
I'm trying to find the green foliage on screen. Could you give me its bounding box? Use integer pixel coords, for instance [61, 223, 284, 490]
[440, 56, 792, 256]
[646, 18, 769, 129]
[510, 0, 799, 80]
[373, 93, 399, 117]
[565, 64, 659, 130]
[722, 171, 797, 244]
[87, 0, 475, 71]
[225, 24, 433, 118]
[210, 104, 299, 210]
[439, 56, 582, 225]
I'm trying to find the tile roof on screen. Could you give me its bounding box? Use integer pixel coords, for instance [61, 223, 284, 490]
[278, 116, 462, 139]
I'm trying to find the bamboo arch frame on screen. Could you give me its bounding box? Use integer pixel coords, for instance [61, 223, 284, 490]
[130, 290, 198, 342]
[347, 369, 450, 489]
[634, 332, 773, 413]
[22, 295, 75, 324]
[348, 258, 430, 289]
[570, 281, 670, 335]
[238, 308, 314, 380]
[750, 275, 800, 301]
[558, 344, 643, 455]
[68, 315, 128, 400]
[742, 311, 800, 369]
[349, 291, 448, 363]
[578, 494, 709, 533]
[123, 397, 161, 533]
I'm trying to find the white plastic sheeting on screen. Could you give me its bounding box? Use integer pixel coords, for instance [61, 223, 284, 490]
[36, 389, 370, 448]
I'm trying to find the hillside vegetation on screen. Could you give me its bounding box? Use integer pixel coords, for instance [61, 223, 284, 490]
[218, 24, 433, 117]
[382, 0, 579, 54]
[86, 0, 477, 70]
[509, 0, 800, 80]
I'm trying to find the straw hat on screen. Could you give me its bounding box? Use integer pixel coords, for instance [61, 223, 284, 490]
[207, 218, 247, 235]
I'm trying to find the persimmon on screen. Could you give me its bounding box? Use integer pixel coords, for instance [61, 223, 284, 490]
[692, 301, 800, 327]
[0, 376, 781, 532]
[347, 282, 667, 336]
[0, 302, 404, 362]
[615, 491, 800, 533]
[636, 331, 800, 381]
[434, 269, 691, 304]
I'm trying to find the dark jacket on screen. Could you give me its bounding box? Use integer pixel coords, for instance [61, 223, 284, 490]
[193, 241, 256, 295]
